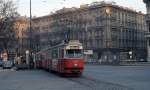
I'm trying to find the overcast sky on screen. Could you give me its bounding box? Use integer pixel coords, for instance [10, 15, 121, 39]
[14, 0, 146, 17]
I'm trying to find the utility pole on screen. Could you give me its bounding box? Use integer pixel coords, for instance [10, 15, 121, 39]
[26, 0, 32, 67]
[30, 0, 32, 49]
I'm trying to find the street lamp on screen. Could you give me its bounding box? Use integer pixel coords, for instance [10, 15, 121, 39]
[29, 0, 47, 49]
[29, 0, 32, 49]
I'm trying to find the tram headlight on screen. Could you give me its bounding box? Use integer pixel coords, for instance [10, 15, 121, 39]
[74, 64, 78, 67]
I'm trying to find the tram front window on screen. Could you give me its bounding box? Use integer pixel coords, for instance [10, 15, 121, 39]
[66, 49, 82, 58]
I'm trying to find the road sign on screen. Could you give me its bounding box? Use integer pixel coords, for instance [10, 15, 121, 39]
[84, 50, 93, 55]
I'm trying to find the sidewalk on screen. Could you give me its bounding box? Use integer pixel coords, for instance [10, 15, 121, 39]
[119, 61, 150, 66]
[85, 61, 150, 66]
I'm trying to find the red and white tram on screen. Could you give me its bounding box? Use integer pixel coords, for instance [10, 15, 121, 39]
[35, 40, 84, 76]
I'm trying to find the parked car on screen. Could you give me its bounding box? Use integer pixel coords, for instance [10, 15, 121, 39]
[0, 60, 3, 67]
[2, 61, 13, 69]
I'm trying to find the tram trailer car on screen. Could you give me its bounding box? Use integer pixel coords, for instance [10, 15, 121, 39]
[35, 52, 43, 69]
[35, 40, 84, 76]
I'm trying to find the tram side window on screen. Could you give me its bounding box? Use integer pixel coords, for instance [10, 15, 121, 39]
[40, 55, 44, 60]
[59, 48, 64, 58]
[52, 49, 58, 59]
[47, 50, 51, 59]
[38, 55, 41, 61]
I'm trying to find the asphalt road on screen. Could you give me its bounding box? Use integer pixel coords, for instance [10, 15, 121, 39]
[84, 65, 150, 90]
[0, 68, 88, 90]
[0, 65, 149, 90]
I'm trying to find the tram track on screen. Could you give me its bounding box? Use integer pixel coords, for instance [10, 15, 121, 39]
[67, 75, 134, 90]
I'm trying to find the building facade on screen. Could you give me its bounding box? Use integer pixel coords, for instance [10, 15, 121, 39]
[0, 18, 19, 60]
[32, 2, 147, 63]
[13, 17, 29, 57]
[32, 15, 52, 51]
[144, 0, 150, 62]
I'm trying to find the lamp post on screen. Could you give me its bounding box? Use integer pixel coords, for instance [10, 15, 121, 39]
[29, 0, 47, 50]
[29, 0, 32, 49]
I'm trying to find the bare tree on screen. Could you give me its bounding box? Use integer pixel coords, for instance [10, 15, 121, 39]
[0, 0, 19, 52]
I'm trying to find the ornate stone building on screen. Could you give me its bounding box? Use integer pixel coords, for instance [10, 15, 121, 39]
[0, 16, 29, 60]
[32, 15, 52, 51]
[144, 0, 150, 62]
[13, 17, 29, 56]
[32, 2, 147, 63]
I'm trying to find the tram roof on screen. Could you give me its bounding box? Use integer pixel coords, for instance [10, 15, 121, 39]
[39, 40, 82, 52]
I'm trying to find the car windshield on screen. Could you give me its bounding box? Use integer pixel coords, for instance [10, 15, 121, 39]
[66, 49, 82, 58]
